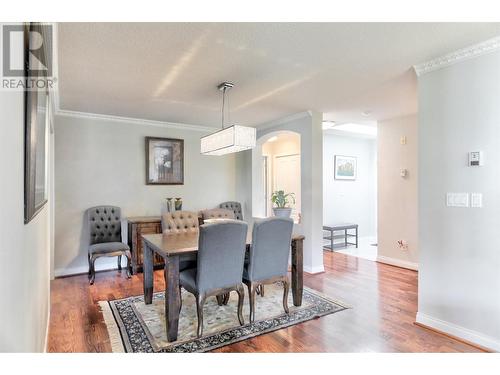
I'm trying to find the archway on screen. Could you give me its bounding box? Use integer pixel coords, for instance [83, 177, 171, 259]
[252, 131, 301, 223]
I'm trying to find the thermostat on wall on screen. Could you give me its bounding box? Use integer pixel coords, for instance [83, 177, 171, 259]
[469, 151, 484, 166]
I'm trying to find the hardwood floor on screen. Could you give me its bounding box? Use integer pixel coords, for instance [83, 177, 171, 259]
[47, 251, 483, 353]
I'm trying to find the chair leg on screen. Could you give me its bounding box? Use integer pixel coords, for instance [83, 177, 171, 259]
[179, 286, 183, 313]
[216, 295, 224, 306]
[196, 294, 205, 338]
[260, 285, 265, 297]
[117, 255, 122, 271]
[247, 282, 256, 323]
[236, 285, 245, 326]
[87, 254, 92, 277]
[222, 292, 230, 305]
[282, 279, 290, 314]
[89, 255, 97, 285]
[124, 251, 132, 278]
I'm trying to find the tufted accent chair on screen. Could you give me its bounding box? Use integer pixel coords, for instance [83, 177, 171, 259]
[200, 208, 235, 222]
[162, 210, 200, 234]
[219, 201, 243, 221]
[87, 206, 131, 285]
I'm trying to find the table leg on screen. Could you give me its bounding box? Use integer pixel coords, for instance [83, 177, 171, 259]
[356, 226, 358, 248]
[291, 238, 303, 306]
[345, 229, 348, 247]
[165, 255, 181, 342]
[143, 240, 154, 304]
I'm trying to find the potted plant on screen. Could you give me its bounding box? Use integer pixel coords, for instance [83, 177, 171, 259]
[271, 190, 295, 218]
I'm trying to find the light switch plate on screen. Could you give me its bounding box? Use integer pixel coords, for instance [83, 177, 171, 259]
[471, 193, 483, 208]
[446, 193, 469, 207]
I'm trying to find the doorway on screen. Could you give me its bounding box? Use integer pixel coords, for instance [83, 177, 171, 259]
[253, 131, 301, 223]
[322, 124, 377, 261]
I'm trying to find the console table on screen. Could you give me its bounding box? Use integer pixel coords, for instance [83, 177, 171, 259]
[127, 216, 164, 274]
[323, 223, 358, 251]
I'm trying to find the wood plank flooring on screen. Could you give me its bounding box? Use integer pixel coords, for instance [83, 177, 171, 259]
[47, 251, 483, 353]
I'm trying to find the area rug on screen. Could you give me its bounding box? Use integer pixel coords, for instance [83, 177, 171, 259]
[99, 284, 349, 353]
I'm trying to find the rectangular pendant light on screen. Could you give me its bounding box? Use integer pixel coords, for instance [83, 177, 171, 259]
[201, 125, 256, 156]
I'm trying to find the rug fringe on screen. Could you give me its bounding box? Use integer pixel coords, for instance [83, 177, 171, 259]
[99, 301, 125, 353]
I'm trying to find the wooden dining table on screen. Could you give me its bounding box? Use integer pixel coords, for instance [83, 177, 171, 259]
[141, 228, 305, 342]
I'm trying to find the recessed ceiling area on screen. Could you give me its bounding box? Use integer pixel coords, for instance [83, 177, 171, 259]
[57, 22, 500, 128]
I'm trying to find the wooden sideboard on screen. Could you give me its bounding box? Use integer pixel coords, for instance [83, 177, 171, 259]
[127, 216, 164, 274]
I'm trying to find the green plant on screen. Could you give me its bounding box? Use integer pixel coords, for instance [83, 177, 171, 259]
[271, 190, 295, 208]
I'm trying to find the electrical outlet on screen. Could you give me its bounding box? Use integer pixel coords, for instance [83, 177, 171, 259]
[397, 240, 408, 251]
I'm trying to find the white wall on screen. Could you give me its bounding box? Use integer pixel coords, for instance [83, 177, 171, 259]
[240, 111, 324, 273]
[417, 50, 500, 351]
[0, 24, 52, 352]
[377, 115, 418, 270]
[54, 114, 236, 276]
[323, 133, 377, 237]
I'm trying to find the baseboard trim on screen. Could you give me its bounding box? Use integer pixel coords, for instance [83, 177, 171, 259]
[55, 263, 119, 278]
[376, 255, 418, 271]
[416, 312, 499, 352]
[304, 265, 325, 274]
[43, 302, 50, 353]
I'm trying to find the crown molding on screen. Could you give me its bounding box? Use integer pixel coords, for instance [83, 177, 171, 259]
[256, 111, 311, 130]
[414, 36, 500, 76]
[54, 109, 216, 132]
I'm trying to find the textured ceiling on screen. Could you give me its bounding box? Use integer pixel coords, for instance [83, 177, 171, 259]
[58, 22, 500, 128]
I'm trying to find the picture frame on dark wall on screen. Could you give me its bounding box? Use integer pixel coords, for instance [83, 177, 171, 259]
[145, 137, 184, 185]
[24, 23, 50, 224]
[334, 155, 357, 180]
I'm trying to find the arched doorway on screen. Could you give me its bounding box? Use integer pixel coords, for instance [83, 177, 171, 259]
[252, 131, 301, 223]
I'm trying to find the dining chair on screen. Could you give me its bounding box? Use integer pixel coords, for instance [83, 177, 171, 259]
[87, 206, 131, 285]
[219, 201, 243, 221]
[179, 220, 247, 338]
[200, 208, 235, 223]
[161, 210, 199, 271]
[243, 217, 294, 322]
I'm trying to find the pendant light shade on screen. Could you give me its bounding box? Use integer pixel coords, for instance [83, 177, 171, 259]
[201, 82, 256, 156]
[201, 125, 256, 156]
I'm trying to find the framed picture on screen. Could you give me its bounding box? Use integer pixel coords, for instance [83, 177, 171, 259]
[146, 137, 184, 185]
[334, 155, 357, 180]
[25, 23, 50, 223]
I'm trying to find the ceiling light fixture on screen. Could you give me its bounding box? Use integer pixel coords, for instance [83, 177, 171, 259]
[201, 82, 256, 156]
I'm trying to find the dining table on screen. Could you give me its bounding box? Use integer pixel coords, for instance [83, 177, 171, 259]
[141, 227, 305, 342]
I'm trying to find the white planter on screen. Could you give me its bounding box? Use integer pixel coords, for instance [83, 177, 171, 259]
[273, 207, 292, 218]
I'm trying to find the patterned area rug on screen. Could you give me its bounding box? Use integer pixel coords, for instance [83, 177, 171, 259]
[99, 284, 348, 353]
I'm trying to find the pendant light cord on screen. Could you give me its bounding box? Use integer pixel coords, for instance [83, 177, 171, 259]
[221, 87, 226, 130]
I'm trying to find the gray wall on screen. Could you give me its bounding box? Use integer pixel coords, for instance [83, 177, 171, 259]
[323, 133, 377, 237]
[0, 23, 51, 352]
[417, 51, 500, 350]
[54, 115, 236, 276]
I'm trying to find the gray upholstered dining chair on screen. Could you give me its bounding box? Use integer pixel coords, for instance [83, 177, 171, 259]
[219, 201, 243, 221]
[243, 217, 294, 322]
[179, 220, 247, 338]
[161, 210, 199, 271]
[87, 206, 131, 285]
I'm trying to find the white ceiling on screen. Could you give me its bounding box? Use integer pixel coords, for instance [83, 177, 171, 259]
[57, 23, 500, 128]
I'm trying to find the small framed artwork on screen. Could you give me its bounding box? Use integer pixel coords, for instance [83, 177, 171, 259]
[334, 155, 357, 180]
[145, 137, 184, 185]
